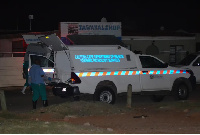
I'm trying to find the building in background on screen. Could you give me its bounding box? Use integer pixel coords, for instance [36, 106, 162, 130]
[122, 30, 196, 65]
[0, 31, 58, 57]
[59, 22, 122, 45]
[0, 22, 200, 65]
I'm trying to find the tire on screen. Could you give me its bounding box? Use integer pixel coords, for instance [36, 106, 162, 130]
[94, 87, 116, 104]
[176, 83, 189, 100]
[151, 95, 165, 102]
[172, 78, 191, 100]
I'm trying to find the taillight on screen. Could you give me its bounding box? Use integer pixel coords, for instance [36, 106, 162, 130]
[71, 72, 81, 84]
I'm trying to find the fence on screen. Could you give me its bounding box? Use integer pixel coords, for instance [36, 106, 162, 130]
[0, 54, 25, 87]
[0, 52, 25, 57]
[0, 52, 26, 111]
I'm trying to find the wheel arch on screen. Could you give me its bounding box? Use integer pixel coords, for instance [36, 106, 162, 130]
[171, 77, 192, 100]
[172, 77, 192, 93]
[94, 80, 117, 96]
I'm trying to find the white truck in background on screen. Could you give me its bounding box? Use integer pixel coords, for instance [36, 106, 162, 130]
[23, 34, 196, 104]
[174, 52, 200, 84]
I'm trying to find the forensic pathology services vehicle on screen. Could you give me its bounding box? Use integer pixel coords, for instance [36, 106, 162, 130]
[23, 34, 196, 104]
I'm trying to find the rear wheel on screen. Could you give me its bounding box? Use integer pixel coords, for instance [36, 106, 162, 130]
[172, 78, 191, 100]
[94, 87, 116, 104]
[172, 78, 192, 100]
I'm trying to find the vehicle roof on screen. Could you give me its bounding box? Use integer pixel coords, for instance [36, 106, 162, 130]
[67, 45, 124, 51]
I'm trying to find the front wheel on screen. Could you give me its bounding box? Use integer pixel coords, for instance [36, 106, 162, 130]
[94, 87, 116, 104]
[176, 84, 189, 100]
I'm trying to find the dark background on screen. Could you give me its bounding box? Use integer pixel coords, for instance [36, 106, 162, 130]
[0, 1, 199, 33]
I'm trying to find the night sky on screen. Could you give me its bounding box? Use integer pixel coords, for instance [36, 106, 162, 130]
[0, 1, 200, 33]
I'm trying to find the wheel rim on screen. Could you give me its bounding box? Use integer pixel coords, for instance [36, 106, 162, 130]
[178, 85, 187, 98]
[99, 91, 113, 104]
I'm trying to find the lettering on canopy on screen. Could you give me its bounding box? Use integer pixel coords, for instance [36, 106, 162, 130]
[75, 55, 124, 63]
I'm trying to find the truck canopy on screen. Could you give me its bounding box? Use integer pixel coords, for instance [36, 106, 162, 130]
[39, 34, 67, 51]
[24, 43, 51, 62]
[24, 34, 68, 62]
[68, 45, 137, 71]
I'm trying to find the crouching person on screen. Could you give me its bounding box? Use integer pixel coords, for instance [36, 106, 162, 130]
[29, 58, 48, 109]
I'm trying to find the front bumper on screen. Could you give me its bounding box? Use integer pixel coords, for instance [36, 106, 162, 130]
[189, 75, 196, 90]
[52, 83, 80, 98]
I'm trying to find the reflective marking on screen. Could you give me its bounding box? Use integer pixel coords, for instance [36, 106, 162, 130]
[169, 70, 173, 74]
[128, 71, 133, 75]
[106, 72, 111, 75]
[163, 70, 167, 74]
[121, 71, 126, 75]
[75, 70, 188, 77]
[82, 72, 88, 77]
[156, 70, 160, 74]
[90, 72, 96, 76]
[149, 71, 154, 74]
[114, 71, 118, 75]
[136, 71, 140, 75]
[98, 72, 103, 76]
[95, 72, 99, 76]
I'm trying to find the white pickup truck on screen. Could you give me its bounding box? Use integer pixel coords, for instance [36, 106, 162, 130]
[24, 34, 196, 104]
[175, 52, 200, 84]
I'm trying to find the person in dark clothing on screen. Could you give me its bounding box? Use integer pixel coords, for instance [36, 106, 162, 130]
[29, 59, 48, 109]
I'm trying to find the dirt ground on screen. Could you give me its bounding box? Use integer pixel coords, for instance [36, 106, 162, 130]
[1, 85, 200, 134]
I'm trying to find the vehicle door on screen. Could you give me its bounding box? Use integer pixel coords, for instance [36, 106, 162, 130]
[190, 56, 200, 83]
[29, 54, 54, 78]
[139, 55, 170, 91]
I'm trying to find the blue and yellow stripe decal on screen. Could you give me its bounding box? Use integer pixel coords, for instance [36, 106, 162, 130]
[75, 70, 188, 77]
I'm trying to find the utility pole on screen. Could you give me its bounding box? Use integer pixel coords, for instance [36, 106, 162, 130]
[29, 15, 33, 31]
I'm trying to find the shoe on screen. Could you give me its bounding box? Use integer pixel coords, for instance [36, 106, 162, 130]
[21, 86, 27, 94]
[43, 100, 48, 107]
[21, 91, 25, 94]
[32, 100, 37, 109]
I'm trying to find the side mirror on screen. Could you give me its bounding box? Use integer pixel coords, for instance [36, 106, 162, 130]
[163, 63, 168, 68]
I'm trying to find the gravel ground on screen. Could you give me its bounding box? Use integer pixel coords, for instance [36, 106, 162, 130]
[0, 85, 200, 133]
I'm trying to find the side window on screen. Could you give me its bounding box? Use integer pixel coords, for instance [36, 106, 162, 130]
[48, 55, 54, 67]
[192, 57, 200, 66]
[139, 56, 165, 68]
[126, 55, 131, 61]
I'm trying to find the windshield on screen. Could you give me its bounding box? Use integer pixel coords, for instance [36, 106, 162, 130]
[177, 54, 197, 66]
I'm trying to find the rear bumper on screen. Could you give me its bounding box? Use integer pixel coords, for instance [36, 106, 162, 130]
[52, 83, 80, 97]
